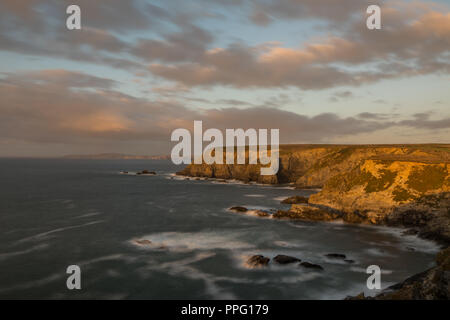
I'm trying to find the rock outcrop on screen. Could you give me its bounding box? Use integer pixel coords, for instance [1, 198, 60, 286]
[281, 196, 309, 204]
[273, 255, 301, 264]
[273, 206, 339, 221]
[178, 144, 450, 186]
[308, 160, 450, 244]
[180, 144, 450, 299]
[180, 145, 449, 241]
[299, 262, 324, 270]
[229, 206, 248, 212]
[246, 255, 270, 268]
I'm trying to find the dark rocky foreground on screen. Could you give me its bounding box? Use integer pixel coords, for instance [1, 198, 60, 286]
[245, 254, 324, 270]
[348, 247, 450, 300]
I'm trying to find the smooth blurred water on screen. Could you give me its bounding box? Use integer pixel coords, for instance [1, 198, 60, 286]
[0, 158, 440, 299]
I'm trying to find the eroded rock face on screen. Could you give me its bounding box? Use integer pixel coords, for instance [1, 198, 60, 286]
[177, 163, 278, 184]
[246, 255, 270, 268]
[281, 196, 309, 204]
[274, 205, 340, 221]
[308, 160, 450, 244]
[348, 247, 450, 300]
[178, 145, 449, 188]
[273, 255, 301, 264]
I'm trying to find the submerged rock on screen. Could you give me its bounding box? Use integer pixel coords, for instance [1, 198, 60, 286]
[134, 239, 152, 246]
[325, 253, 346, 259]
[273, 255, 301, 264]
[229, 206, 248, 212]
[246, 255, 270, 268]
[253, 210, 270, 217]
[402, 229, 420, 236]
[299, 262, 324, 270]
[139, 170, 156, 175]
[281, 196, 309, 204]
[344, 259, 355, 264]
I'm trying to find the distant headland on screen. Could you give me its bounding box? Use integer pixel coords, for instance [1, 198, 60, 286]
[62, 153, 170, 160]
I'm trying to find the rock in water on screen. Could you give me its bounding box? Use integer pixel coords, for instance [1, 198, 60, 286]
[134, 239, 152, 246]
[281, 196, 309, 204]
[273, 205, 340, 221]
[229, 206, 248, 212]
[273, 255, 301, 264]
[254, 210, 270, 217]
[325, 253, 346, 259]
[139, 170, 156, 175]
[344, 259, 355, 264]
[246, 255, 270, 268]
[299, 262, 324, 270]
[402, 229, 419, 236]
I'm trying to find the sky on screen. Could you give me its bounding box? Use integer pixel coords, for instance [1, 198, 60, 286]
[0, 0, 449, 157]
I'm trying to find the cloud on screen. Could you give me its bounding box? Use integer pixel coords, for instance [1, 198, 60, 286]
[0, 70, 448, 156]
[330, 90, 353, 102]
[249, 9, 272, 26]
[0, 0, 165, 33]
[399, 112, 450, 129]
[1, 0, 449, 91]
[146, 3, 450, 89]
[245, 0, 377, 27]
[0, 0, 164, 71]
[334, 91, 353, 99]
[1, 69, 118, 89]
[132, 24, 213, 63]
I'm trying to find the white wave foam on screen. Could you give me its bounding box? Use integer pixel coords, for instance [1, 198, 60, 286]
[16, 220, 105, 243]
[350, 266, 393, 275]
[73, 211, 102, 219]
[129, 231, 255, 252]
[0, 244, 49, 261]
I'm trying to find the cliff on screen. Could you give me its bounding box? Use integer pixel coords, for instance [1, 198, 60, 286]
[179, 144, 450, 299]
[178, 144, 450, 187]
[309, 159, 450, 243]
[179, 144, 450, 242]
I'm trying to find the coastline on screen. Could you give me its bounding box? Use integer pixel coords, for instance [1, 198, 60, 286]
[176, 144, 450, 299]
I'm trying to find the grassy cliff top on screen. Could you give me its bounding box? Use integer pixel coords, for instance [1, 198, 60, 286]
[278, 144, 450, 163]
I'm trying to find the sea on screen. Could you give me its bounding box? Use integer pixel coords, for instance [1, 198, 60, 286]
[0, 158, 440, 299]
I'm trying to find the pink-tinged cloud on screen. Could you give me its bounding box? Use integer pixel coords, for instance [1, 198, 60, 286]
[0, 70, 448, 155]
